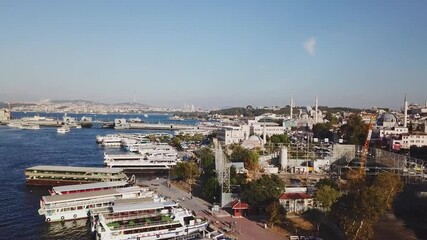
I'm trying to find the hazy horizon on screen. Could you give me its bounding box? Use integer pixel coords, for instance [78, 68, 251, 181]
[1, 1, 426, 110]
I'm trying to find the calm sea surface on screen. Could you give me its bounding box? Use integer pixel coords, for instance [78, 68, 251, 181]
[0, 113, 197, 240]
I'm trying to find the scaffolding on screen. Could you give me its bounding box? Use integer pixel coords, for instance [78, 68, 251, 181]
[213, 138, 231, 207]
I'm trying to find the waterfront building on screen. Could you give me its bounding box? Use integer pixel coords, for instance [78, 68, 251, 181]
[216, 125, 250, 145]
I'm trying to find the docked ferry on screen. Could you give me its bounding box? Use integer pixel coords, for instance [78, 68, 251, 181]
[25, 165, 129, 186]
[104, 153, 177, 172]
[38, 186, 155, 222]
[94, 201, 208, 240]
[50, 181, 130, 195]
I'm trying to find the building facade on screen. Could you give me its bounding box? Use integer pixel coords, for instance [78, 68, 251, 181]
[278, 192, 314, 213]
[216, 125, 250, 145]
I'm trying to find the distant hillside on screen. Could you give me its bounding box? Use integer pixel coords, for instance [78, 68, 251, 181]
[50, 99, 100, 104]
[210, 105, 375, 117]
[114, 102, 149, 107]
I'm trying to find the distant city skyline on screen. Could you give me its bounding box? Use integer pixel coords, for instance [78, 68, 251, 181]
[1, 1, 426, 110]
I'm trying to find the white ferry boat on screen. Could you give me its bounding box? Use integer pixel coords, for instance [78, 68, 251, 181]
[38, 186, 155, 223]
[169, 115, 185, 121]
[102, 136, 123, 146]
[50, 181, 130, 195]
[57, 126, 70, 133]
[94, 202, 208, 240]
[104, 152, 178, 171]
[25, 165, 129, 186]
[7, 122, 22, 128]
[138, 144, 177, 155]
[19, 123, 40, 130]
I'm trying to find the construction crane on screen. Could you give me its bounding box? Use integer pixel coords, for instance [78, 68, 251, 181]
[358, 115, 376, 178]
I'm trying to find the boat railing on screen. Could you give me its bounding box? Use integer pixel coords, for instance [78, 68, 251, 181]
[103, 212, 160, 222]
[107, 219, 180, 231]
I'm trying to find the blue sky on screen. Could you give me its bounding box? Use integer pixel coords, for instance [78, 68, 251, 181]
[0, 0, 426, 109]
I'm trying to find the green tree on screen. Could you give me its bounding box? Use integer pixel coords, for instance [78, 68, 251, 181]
[312, 123, 334, 140]
[316, 185, 341, 211]
[270, 134, 290, 144]
[172, 162, 200, 182]
[195, 147, 215, 172]
[245, 150, 259, 170]
[340, 114, 369, 145]
[330, 172, 403, 240]
[267, 201, 287, 228]
[229, 145, 259, 170]
[315, 178, 339, 191]
[240, 175, 284, 206]
[171, 136, 181, 148]
[202, 176, 220, 203]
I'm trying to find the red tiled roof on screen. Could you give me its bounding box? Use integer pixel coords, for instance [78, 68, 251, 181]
[278, 192, 312, 200]
[231, 200, 250, 209]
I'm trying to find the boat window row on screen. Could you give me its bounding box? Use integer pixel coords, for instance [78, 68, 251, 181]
[46, 202, 113, 215]
[27, 170, 123, 176]
[28, 175, 124, 182]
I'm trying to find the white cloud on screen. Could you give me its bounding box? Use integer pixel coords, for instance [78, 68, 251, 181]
[304, 37, 316, 56]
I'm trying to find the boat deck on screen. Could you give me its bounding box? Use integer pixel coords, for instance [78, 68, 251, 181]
[52, 181, 129, 193]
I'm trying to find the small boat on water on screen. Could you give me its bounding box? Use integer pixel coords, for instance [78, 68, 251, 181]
[57, 126, 70, 134]
[169, 115, 185, 121]
[19, 124, 40, 130]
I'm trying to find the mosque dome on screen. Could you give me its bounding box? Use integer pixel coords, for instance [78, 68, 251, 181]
[377, 113, 398, 127]
[248, 135, 263, 142]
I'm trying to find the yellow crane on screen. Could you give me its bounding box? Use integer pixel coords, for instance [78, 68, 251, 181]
[358, 115, 376, 178]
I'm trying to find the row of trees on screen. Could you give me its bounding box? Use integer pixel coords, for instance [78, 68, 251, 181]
[171, 133, 205, 148]
[312, 114, 370, 145]
[329, 172, 403, 240]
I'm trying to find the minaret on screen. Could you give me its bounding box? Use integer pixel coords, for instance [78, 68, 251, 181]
[315, 97, 318, 124]
[290, 96, 294, 119]
[404, 95, 408, 128]
[263, 120, 267, 145]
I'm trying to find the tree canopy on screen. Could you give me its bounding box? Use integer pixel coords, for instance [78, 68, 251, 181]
[330, 172, 403, 240]
[316, 185, 341, 211]
[229, 145, 259, 170]
[240, 175, 285, 206]
[195, 147, 215, 172]
[172, 162, 200, 182]
[339, 114, 369, 145]
[267, 201, 287, 228]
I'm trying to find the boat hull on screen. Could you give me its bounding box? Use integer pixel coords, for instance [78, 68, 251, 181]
[26, 179, 99, 187]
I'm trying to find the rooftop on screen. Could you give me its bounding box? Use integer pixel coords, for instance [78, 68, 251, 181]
[279, 192, 313, 200]
[52, 181, 129, 193]
[43, 186, 145, 203]
[26, 165, 124, 174]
